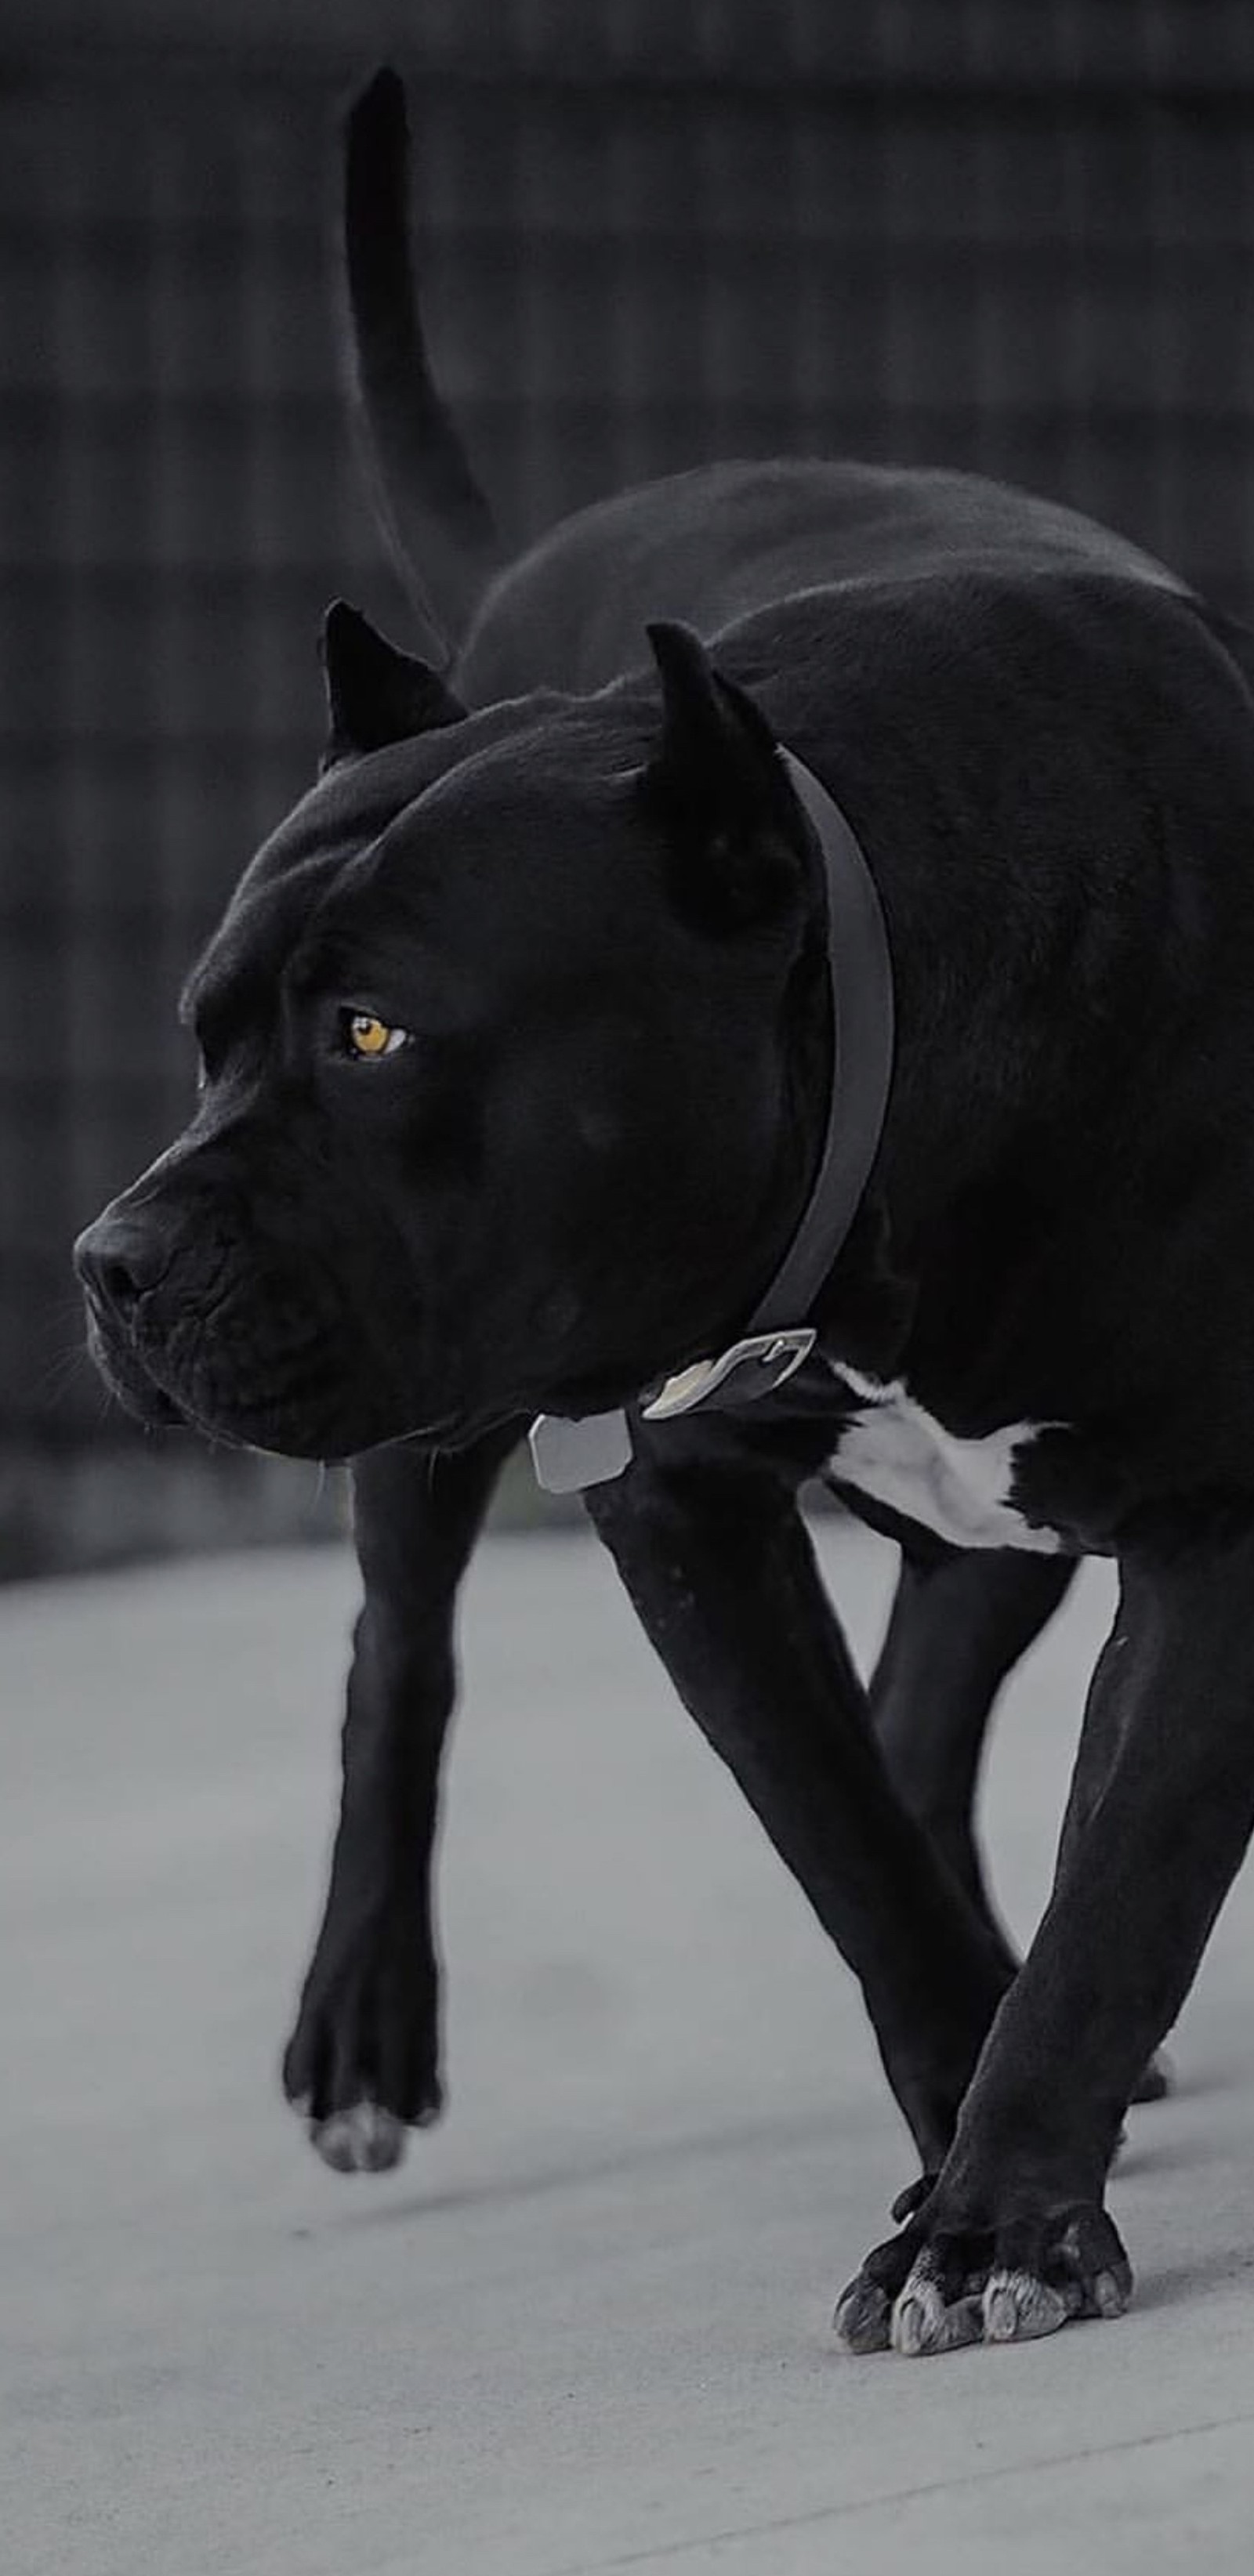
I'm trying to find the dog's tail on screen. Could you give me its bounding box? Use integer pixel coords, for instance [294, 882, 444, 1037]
[339, 67, 501, 667]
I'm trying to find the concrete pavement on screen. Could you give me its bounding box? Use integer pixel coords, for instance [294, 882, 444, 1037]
[5, 1520, 1254, 2574]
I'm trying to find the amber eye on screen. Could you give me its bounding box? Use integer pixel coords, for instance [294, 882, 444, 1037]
[342, 1009, 409, 1061]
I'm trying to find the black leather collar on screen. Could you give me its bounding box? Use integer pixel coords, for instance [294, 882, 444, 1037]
[529, 745, 896, 1493]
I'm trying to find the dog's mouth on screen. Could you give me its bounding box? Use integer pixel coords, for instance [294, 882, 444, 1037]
[85, 1279, 379, 1461]
[82, 1256, 497, 1462]
[84, 1301, 189, 1431]
[91, 1303, 616, 1469]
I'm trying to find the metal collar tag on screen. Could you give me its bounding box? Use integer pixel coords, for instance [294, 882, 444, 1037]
[527, 1407, 633, 1496]
[528, 744, 894, 1496]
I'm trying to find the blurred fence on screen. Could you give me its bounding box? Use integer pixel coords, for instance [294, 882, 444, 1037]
[2, 0, 1252, 1571]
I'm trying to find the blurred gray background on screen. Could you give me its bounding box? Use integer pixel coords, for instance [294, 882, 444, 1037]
[3, 0, 1253, 1572]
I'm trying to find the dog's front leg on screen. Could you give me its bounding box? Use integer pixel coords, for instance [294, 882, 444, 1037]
[283, 1429, 519, 2171]
[585, 1444, 1013, 2175]
[838, 1512, 1254, 2354]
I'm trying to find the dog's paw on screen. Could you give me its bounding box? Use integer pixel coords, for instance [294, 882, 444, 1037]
[281, 1908, 444, 2172]
[308, 2098, 429, 2175]
[834, 2192, 1132, 2357]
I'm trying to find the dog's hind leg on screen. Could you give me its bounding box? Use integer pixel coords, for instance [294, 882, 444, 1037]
[585, 1443, 1013, 2176]
[868, 1540, 1075, 1948]
[868, 1538, 1171, 2103]
[282, 1427, 520, 2172]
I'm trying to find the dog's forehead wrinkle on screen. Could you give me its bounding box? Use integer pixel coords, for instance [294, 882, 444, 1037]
[183, 785, 442, 1042]
[192, 694, 597, 1029]
[371, 732, 658, 917]
[191, 696, 558, 1000]
[404, 685, 656, 822]
[183, 879, 333, 1046]
[286, 917, 480, 1029]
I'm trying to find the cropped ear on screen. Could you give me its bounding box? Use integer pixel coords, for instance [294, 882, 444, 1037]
[320, 600, 466, 765]
[641, 620, 807, 929]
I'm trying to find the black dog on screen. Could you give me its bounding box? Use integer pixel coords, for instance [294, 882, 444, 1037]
[76, 71, 1254, 2356]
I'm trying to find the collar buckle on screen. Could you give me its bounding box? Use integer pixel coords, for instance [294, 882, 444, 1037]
[640, 1327, 816, 1421]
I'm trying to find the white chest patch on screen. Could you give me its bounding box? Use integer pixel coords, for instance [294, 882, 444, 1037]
[827, 1364, 1064, 1554]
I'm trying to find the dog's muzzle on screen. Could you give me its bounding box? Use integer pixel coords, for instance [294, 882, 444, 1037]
[74, 1207, 189, 1426]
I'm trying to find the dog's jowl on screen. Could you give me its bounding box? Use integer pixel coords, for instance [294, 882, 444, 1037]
[76, 69, 1254, 2355]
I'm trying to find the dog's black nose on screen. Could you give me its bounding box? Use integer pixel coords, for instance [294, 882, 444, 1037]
[74, 1209, 171, 1319]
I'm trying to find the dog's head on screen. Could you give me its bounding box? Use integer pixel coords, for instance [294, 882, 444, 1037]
[74, 610, 830, 1460]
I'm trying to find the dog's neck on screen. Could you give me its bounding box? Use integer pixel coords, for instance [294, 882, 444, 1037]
[528, 745, 896, 1493]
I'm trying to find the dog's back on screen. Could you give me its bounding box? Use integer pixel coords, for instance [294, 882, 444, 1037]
[458, 454, 1192, 701]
